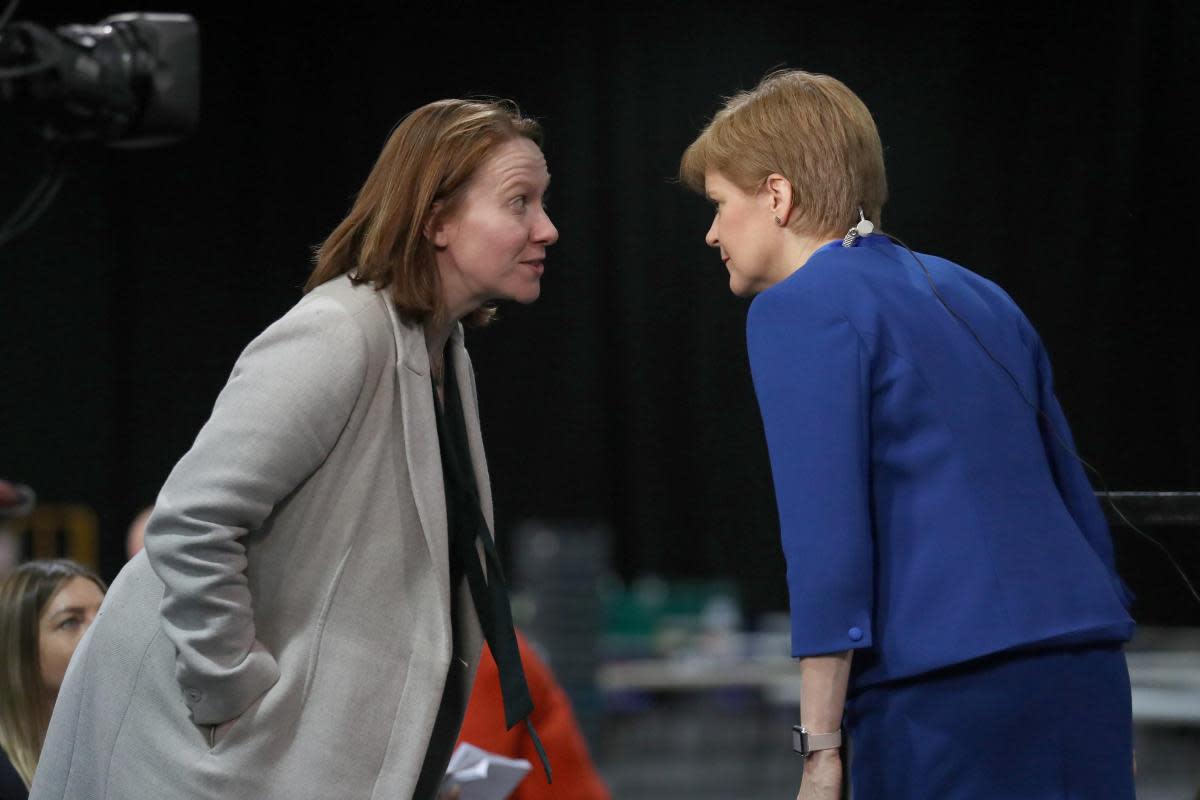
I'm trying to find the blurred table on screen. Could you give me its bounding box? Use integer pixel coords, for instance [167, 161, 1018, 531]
[599, 627, 1200, 724]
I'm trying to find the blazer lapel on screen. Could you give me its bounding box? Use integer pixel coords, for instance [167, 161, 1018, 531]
[382, 297, 450, 603]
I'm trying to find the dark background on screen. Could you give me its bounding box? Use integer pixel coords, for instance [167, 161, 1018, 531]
[3, 1, 1198, 624]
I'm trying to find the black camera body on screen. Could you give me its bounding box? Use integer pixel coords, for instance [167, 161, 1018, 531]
[0, 12, 199, 147]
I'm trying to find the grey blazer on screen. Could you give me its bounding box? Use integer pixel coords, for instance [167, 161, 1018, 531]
[31, 275, 488, 799]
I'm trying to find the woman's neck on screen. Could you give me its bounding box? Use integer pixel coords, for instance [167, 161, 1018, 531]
[424, 316, 458, 401]
[777, 232, 840, 282]
[425, 319, 456, 361]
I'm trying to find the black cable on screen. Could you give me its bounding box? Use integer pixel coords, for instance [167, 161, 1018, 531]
[0, 0, 19, 31]
[877, 229, 1200, 608]
[0, 21, 63, 80]
[0, 145, 67, 247]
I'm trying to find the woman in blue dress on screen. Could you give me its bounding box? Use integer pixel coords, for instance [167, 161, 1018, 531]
[680, 70, 1136, 799]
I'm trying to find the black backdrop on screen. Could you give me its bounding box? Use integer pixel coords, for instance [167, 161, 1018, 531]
[3, 1, 1198, 623]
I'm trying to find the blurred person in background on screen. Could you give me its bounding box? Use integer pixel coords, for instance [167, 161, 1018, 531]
[456, 631, 610, 800]
[0, 560, 105, 799]
[124, 506, 153, 561]
[0, 481, 37, 577]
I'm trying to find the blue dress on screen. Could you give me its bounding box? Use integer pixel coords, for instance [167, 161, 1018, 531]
[746, 235, 1135, 797]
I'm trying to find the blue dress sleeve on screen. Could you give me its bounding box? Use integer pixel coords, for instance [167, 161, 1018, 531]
[746, 288, 875, 658]
[1032, 334, 1135, 609]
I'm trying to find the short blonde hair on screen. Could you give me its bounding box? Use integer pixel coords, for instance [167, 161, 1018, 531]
[307, 98, 543, 328]
[680, 69, 887, 237]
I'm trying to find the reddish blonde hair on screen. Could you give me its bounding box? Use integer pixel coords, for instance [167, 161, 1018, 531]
[307, 98, 543, 327]
[680, 69, 888, 237]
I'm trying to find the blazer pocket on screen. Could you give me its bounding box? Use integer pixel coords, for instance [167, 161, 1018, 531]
[199, 683, 269, 752]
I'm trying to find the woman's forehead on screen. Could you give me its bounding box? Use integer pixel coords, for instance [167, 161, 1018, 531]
[477, 139, 549, 187]
[42, 577, 103, 616]
[704, 169, 734, 190]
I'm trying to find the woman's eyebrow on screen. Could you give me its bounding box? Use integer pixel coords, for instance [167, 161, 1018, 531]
[499, 176, 533, 192]
[501, 172, 551, 190]
[50, 605, 91, 619]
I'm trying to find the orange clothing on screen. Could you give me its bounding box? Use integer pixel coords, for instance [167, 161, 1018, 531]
[456, 633, 610, 800]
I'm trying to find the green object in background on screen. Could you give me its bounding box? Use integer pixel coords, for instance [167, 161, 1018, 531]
[603, 575, 742, 658]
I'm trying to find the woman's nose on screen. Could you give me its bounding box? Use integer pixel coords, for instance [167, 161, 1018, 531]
[536, 209, 559, 245]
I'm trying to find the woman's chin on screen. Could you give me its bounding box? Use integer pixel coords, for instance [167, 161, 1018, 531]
[515, 283, 542, 304]
[499, 284, 542, 305]
[728, 275, 756, 298]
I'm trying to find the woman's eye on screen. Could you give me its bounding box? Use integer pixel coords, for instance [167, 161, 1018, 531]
[511, 196, 527, 211]
[58, 617, 80, 630]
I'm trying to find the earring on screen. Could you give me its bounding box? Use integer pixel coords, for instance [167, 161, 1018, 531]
[774, 216, 783, 226]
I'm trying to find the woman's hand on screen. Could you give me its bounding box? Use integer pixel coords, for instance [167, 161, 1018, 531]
[436, 785, 462, 800]
[796, 749, 842, 800]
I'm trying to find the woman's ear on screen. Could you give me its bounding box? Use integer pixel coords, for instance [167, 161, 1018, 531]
[424, 202, 451, 248]
[764, 174, 795, 226]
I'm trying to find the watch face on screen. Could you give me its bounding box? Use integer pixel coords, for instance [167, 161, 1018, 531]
[792, 725, 810, 756]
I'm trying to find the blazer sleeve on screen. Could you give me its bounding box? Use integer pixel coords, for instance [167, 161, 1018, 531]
[746, 289, 875, 658]
[144, 294, 369, 725]
[1032, 333, 1135, 609]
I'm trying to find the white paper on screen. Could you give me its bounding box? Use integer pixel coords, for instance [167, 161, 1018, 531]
[440, 742, 532, 800]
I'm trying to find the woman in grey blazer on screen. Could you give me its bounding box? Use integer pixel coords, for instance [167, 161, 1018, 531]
[31, 98, 558, 800]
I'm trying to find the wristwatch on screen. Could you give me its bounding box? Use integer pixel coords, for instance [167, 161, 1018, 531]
[792, 725, 843, 757]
